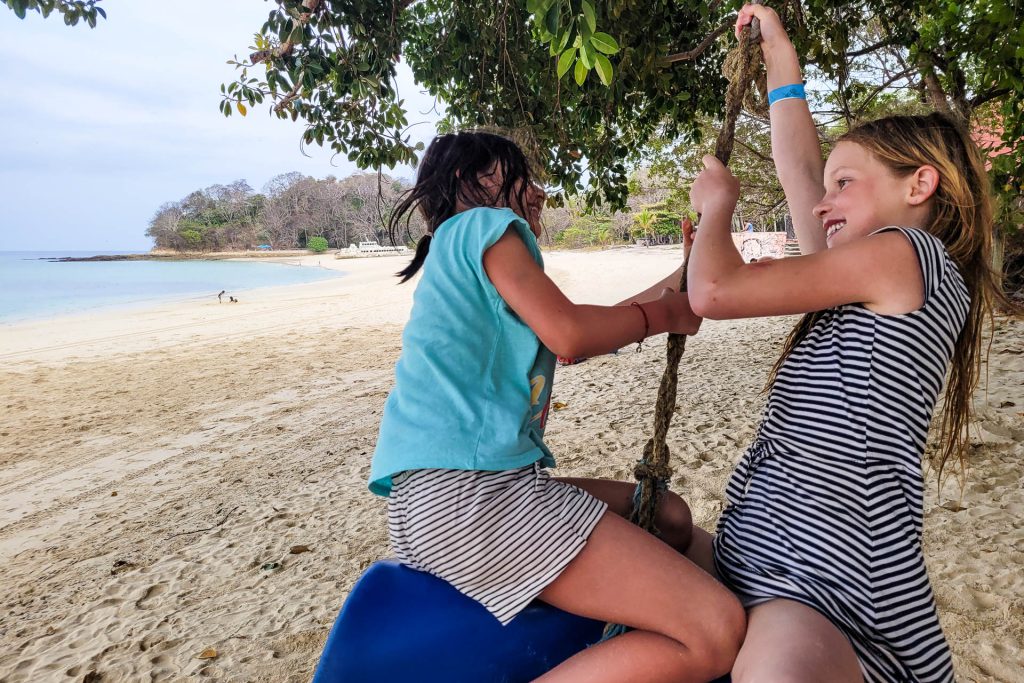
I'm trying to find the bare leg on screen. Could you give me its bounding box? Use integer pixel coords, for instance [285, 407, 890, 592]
[532, 478, 744, 682]
[556, 477, 694, 552]
[536, 511, 745, 682]
[558, 477, 720, 579]
[732, 599, 863, 683]
[684, 526, 719, 581]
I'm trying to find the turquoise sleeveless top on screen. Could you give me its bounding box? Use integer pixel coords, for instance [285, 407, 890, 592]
[369, 207, 556, 496]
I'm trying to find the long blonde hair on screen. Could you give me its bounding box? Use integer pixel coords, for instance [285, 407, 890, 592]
[767, 112, 1014, 482]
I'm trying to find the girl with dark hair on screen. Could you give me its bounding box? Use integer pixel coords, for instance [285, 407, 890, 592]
[683, 5, 1015, 682]
[370, 130, 745, 681]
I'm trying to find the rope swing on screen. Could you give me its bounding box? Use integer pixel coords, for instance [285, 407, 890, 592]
[604, 7, 767, 639]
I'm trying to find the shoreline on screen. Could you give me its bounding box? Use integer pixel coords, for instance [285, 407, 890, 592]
[40, 250, 314, 262]
[0, 245, 662, 337]
[0, 252, 351, 329]
[0, 249, 430, 364]
[40, 249, 421, 263]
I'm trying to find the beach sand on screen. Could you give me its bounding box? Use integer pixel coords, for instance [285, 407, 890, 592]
[1, 248, 1021, 682]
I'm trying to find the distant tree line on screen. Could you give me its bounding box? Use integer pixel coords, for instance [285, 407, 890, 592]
[145, 172, 412, 252]
[147, 167, 705, 253]
[541, 168, 698, 249]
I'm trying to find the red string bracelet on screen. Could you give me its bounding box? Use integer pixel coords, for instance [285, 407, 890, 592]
[630, 301, 650, 353]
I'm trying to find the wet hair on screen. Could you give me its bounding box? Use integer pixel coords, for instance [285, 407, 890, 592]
[389, 131, 535, 283]
[768, 112, 1015, 483]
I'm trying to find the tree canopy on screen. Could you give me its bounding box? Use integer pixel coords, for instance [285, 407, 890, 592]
[3, 0, 104, 26]
[209, 0, 1022, 212]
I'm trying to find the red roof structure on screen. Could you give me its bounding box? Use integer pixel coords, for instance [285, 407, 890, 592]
[972, 121, 1016, 171]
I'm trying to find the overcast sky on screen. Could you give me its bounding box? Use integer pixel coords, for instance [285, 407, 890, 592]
[0, 1, 441, 251]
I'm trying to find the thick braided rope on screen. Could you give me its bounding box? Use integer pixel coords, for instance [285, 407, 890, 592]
[602, 13, 764, 644]
[627, 20, 764, 537]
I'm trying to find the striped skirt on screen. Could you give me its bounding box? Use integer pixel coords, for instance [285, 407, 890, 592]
[387, 463, 608, 625]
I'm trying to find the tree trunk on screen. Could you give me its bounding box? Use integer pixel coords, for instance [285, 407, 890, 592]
[917, 55, 956, 119]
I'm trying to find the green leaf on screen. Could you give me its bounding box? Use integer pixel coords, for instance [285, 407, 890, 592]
[581, 0, 597, 35]
[544, 1, 560, 37]
[579, 42, 595, 69]
[574, 58, 587, 85]
[557, 48, 575, 78]
[590, 32, 619, 55]
[551, 25, 573, 55]
[593, 53, 613, 86]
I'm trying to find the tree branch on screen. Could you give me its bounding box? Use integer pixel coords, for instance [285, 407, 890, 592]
[662, 19, 733, 65]
[273, 72, 306, 114]
[850, 66, 917, 120]
[735, 137, 773, 163]
[845, 37, 899, 58]
[251, 0, 321, 63]
[917, 55, 955, 118]
[970, 87, 1011, 110]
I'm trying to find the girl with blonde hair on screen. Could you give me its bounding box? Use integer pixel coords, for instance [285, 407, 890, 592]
[685, 4, 1013, 681]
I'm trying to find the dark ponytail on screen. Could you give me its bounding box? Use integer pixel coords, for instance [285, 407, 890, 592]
[396, 234, 432, 283]
[388, 131, 535, 283]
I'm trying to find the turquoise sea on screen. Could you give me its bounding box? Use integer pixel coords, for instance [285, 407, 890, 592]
[0, 251, 344, 323]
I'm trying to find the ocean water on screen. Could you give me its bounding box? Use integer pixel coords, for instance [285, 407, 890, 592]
[0, 251, 345, 323]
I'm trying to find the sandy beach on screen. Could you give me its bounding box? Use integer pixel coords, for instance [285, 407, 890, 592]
[0, 248, 1021, 682]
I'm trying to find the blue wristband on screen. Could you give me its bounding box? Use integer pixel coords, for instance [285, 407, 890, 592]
[768, 83, 806, 106]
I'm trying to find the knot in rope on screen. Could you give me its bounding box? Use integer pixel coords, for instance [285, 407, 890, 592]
[722, 39, 768, 117]
[633, 443, 673, 483]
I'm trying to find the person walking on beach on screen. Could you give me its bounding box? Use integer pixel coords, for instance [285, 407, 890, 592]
[370, 131, 744, 682]
[218, 290, 226, 303]
[683, 5, 1014, 682]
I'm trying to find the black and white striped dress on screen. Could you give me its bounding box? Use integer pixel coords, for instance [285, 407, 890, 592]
[713, 227, 968, 682]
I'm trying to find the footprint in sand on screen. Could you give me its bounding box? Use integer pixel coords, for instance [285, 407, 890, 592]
[969, 588, 999, 610]
[136, 583, 168, 609]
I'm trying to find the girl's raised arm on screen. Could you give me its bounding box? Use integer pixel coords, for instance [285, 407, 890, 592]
[737, 4, 826, 254]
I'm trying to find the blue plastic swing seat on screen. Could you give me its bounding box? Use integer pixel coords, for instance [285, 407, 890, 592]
[311, 559, 605, 682]
[312, 559, 732, 682]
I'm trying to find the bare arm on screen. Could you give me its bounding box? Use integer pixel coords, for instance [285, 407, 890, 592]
[689, 235, 923, 319]
[483, 230, 702, 358]
[615, 265, 683, 306]
[687, 156, 924, 319]
[737, 4, 826, 254]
